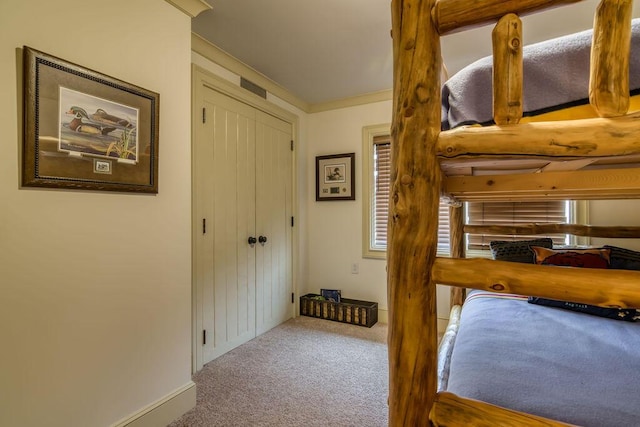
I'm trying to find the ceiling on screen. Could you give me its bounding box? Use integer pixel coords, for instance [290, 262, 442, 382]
[192, 0, 639, 106]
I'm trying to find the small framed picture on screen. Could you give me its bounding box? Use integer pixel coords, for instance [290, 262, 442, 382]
[315, 153, 355, 201]
[321, 288, 342, 303]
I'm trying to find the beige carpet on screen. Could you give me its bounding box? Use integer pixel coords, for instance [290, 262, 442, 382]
[169, 316, 389, 426]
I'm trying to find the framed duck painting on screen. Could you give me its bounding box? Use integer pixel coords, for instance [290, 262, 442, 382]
[21, 46, 160, 193]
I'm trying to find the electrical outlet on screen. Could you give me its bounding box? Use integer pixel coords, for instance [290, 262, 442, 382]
[351, 263, 359, 274]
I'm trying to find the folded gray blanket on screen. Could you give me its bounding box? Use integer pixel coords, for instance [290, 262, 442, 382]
[442, 19, 640, 129]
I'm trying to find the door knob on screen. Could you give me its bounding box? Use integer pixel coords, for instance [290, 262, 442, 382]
[248, 236, 257, 246]
[258, 235, 268, 245]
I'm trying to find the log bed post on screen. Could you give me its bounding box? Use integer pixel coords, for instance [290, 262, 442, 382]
[389, 0, 441, 425]
[449, 205, 466, 307]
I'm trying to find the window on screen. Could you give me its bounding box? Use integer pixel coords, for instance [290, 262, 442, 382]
[363, 125, 462, 258]
[362, 126, 581, 258]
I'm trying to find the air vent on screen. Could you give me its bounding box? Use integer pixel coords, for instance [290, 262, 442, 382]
[240, 77, 267, 99]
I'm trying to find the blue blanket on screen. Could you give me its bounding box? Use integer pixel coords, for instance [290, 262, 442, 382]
[446, 291, 640, 426]
[442, 19, 640, 129]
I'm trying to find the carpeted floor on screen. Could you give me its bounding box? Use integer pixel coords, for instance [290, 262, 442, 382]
[169, 316, 389, 427]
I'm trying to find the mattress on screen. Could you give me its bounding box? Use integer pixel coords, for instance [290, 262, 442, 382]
[445, 291, 640, 427]
[441, 19, 640, 130]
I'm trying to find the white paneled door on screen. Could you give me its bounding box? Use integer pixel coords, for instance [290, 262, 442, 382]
[194, 86, 293, 367]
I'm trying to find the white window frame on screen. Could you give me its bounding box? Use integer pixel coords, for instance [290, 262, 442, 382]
[362, 124, 588, 259]
[362, 123, 390, 259]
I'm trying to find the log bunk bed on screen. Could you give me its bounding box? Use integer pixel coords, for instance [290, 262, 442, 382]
[388, 0, 640, 426]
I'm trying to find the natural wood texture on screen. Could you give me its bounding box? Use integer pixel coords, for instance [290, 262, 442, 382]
[430, 392, 575, 426]
[433, 258, 640, 308]
[438, 111, 640, 160]
[432, 0, 583, 35]
[463, 223, 640, 238]
[492, 14, 523, 125]
[444, 167, 640, 201]
[389, 0, 441, 425]
[589, 0, 632, 117]
[436, 306, 461, 392]
[448, 205, 466, 307]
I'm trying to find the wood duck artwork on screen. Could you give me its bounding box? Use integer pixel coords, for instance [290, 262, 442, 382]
[65, 106, 133, 135]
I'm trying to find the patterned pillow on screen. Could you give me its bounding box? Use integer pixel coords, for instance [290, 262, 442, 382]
[531, 246, 611, 268]
[528, 246, 639, 321]
[489, 238, 553, 264]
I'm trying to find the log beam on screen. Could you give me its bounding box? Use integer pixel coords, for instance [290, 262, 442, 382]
[438, 112, 640, 160]
[492, 14, 523, 125]
[444, 167, 640, 201]
[432, 0, 583, 35]
[433, 258, 640, 308]
[430, 392, 574, 426]
[462, 223, 640, 238]
[589, 0, 633, 117]
[389, 0, 441, 425]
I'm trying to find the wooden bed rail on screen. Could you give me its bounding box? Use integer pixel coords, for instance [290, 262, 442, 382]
[462, 223, 640, 238]
[432, 0, 583, 35]
[438, 112, 640, 160]
[430, 392, 574, 426]
[444, 167, 640, 201]
[433, 257, 640, 308]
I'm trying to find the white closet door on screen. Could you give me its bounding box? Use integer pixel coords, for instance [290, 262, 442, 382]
[198, 87, 257, 363]
[255, 111, 293, 335]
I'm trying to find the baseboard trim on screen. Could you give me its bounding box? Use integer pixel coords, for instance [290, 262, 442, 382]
[111, 381, 196, 427]
[377, 309, 450, 333]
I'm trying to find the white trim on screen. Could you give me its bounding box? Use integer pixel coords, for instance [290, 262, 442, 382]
[110, 382, 196, 427]
[165, 0, 211, 17]
[192, 32, 394, 113]
[309, 90, 393, 113]
[362, 123, 391, 259]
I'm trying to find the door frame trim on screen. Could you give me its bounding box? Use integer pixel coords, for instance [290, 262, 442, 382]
[191, 64, 300, 373]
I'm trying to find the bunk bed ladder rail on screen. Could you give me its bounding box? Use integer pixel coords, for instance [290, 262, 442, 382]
[389, 0, 638, 426]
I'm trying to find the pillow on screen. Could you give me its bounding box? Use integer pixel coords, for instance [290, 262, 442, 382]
[528, 246, 639, 321]
[489, 238, 553, 264]
[604, 245, 640, 271]
[531, 246, 611, 269]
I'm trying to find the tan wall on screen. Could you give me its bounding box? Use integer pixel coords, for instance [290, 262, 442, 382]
[0, 1, 193, 426]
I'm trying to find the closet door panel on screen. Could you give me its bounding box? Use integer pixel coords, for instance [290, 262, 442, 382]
[203, 88, 256, 362]
[255, 111, 293, 335]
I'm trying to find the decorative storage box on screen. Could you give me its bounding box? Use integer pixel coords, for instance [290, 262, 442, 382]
[300, 294, 378, 327]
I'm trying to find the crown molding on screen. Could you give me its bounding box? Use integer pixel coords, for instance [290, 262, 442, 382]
[166, 0, 211, 18]
[191, 33, 311, 113]
[308, 90, 393, 113]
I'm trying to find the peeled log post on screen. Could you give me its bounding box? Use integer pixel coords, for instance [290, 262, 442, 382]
[589, 0, 632, 117]
[449, 205, 466, 307]
[493, 14, 523, 125]
[389, 0, 441, 425]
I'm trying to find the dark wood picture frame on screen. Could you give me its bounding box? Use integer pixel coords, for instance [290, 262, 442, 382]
[22, 46, 160, 193]
[315, 152, 355, 201]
